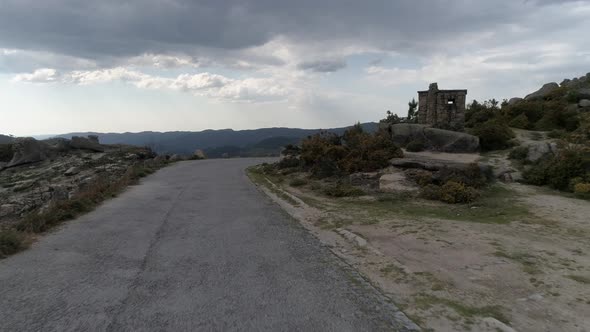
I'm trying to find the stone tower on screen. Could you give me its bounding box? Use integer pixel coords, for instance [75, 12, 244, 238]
[417, 83, 467, 131]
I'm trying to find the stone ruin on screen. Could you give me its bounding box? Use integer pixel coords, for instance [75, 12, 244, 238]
[417, 83, 467, 131]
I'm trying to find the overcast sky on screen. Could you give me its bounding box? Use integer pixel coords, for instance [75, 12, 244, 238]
[1, 0, 589, 136]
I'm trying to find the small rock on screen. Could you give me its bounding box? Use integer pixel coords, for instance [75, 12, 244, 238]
[528, 293, 544, 301]
[64, 167, 80, 176]
[579, 99, 590, 108]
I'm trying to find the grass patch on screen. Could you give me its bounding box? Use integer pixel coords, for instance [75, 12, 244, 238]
[494, 250, 541, 275]
[565, 275, 590, 284]
[0, 229, 29, 258]
[341, 184, 531, 225]
[246, 166, 300, 206]
[322, 183, 365, 197]
[414, 294, 510, 324]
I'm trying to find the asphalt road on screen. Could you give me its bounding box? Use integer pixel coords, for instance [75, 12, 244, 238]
[0, 158, 416, 331]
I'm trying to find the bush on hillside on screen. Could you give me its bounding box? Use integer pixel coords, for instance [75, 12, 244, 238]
[282, 144, 301, 157]
[523, 146, 590, 191]
[465, 99, 501, 128]
[322, 183, 366, 197]
[439, 181, 480, 204]
[471, 120, 515, 151]
[414, 164, 487, 204]
[574, 182, 590, 199]
[0, 230, 27, 258]
[419, 181, 479, 204]
[299, 124, 403, 178]
[434, 163, 489, 188]
[277, 156, 301, 169]
[508, 113, 529, 129]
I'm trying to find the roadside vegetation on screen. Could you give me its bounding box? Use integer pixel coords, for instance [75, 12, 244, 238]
[247, 76, 590, 331]
[0, 158, 170, 259]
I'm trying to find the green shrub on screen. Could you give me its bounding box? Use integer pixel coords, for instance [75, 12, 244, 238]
[535, 107, 579, 132]
[522, 161, 550, 186]
[420, 184, 441, 200]
[574, 182, 590, 199]
[523, 147, 589, 191]
[289, 178, 308, 187]
[508, 146, 529, 161]
[0, 144, 13, 162]
[300, 125, 402, 178]
[438, 181, 480, 204]
[339, 125, 403, 173]
[420, 181, 479, 204]
[281, 144, 301, 157]
[277, 156, 300, 169]
[465, 99, 500, 128]
[323, 183, 365, 197]
[509, 113, 529, 129]
[434, 163, 489, 188]
[471, 120, 515, 151]
[0, 230, 27, 258]
[566, 91, 580, 103]
[405, 139, 425, 152]
[545, 149, 588, 190]
[407, 169, 434, 187]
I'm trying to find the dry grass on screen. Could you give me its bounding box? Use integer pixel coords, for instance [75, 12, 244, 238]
[0, 160, 169, 259]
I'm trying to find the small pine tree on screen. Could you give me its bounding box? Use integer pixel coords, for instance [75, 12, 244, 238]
[407, 98, 418, 123]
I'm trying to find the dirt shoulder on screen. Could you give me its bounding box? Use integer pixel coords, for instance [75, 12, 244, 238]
[247, 166, 590, 332]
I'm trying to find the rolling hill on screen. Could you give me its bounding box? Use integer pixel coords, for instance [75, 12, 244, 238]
[51, 123, 379, 157]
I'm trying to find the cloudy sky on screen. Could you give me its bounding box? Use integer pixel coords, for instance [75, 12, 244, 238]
[1, 0, 589, 136]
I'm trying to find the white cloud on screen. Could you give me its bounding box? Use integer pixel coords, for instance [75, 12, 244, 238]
[12, 67, 290, 103]
[12, 68, 58, 83]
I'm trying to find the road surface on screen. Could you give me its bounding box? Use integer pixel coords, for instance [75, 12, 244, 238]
[0, 159, 416, 331]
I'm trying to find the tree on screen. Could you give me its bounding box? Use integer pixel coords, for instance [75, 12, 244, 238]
[380, 110, 401, 125]
[407, 98, 418, 123]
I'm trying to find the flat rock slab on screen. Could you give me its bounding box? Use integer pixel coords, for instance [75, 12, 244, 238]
[0, 158, 418, 331]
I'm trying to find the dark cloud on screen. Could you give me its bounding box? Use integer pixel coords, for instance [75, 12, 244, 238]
[297, 59, 346, 72]
[0, 0, 580, 66]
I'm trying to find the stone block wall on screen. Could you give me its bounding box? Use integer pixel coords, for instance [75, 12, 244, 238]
[417, 83, 467, 131]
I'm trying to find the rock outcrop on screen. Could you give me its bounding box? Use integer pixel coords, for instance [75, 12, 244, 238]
[508, 97, 523, 105]
[4, 138, 48, 168]
[525, 141, 558, 163]
[0, 143, 164, 226]
[71, 135, 104, 152]
[389, 124, 479, 153]
[390, 156, 490, 174]
[525, 82, 559, 100]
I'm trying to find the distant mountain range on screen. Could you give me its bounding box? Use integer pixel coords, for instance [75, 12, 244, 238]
[47, 123, 379, 158]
